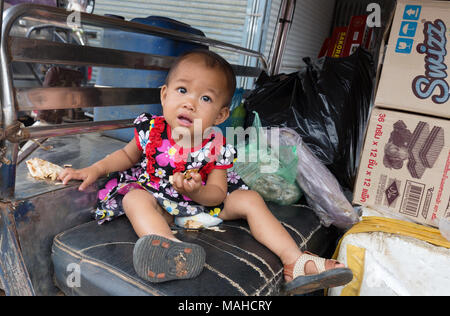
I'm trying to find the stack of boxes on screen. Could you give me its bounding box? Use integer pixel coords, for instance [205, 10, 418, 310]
[353, 0, 450, 228]
[319, 15, 374, 58]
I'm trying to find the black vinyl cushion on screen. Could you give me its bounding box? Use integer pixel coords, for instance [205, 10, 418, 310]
[52, 203, 339, 296]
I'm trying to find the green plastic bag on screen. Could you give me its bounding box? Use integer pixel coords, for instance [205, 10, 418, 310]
[233, 112, 302, 205]
[218, 88, 245, 134]
[230, 101, 246, 128]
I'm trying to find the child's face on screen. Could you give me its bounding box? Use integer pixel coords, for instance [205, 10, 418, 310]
[160, 55, 230, 144]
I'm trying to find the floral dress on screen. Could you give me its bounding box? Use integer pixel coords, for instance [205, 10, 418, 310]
[94, 113, 248, 224]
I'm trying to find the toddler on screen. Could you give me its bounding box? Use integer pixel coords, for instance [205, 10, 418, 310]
[59, 50, 353, 295]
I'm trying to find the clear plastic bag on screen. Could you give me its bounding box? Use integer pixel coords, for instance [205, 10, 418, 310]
[267, 127, 360, 229]
[233, 113, 302, 206]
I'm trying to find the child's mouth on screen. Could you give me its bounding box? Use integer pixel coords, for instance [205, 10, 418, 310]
[177, 115, 193, 127]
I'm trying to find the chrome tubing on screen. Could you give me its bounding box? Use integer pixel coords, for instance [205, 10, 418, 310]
[2, 3, 268, 129]
[268, 0, 295, 75]
[4, 4, 268, 68]
[23, 119, 134, 140]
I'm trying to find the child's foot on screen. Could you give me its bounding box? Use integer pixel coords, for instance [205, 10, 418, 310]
[133, 235, 205, 283]
[283, 251, 353, 295]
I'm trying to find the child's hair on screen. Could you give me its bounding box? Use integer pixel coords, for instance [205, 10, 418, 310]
[165, 49, 236, 107]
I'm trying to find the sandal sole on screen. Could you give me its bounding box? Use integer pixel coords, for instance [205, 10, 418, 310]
[283, 268, 353, 295]
[133, 235, 205, 283]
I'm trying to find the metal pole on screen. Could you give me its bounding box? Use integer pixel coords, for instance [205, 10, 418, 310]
[23, 119, 134, 140]
[269, 0, 295, 75]
[0, 0, 19, 200]
[0, 0, 4, 127]
[0, 3, 35, 297]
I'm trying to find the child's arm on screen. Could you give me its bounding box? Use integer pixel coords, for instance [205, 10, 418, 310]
[172, 168, 227, 206]
[59, 139, 142, 191]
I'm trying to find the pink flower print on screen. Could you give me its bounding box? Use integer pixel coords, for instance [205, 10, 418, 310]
[187, 161, 202, 170]
[156, 139, 177, 168]
[182, 194, 192, 201]
[131, 167, 142, 179]
[227, 171, 240, 184]
[117, 183, 142, 195]
[165, 186, 179, 198]
[105, 198, 118, 210]
[133, 114, 148, 124]
[147, 180, 160, 191]
[154, 168, 166, 178]
[153, 192, 164, 198]
[140, 158, 147, 170]
[186, 205, 197, 215]
[179, 201, 189, 208]
[120, 167, 141, 182]
[98, 178, 118, 201]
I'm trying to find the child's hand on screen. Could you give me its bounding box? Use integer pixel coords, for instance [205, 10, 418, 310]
[58, 165, 103, 191]
[172, 172, 202, 198]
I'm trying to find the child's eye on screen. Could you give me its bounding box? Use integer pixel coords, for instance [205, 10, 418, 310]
[201, 95, 211, 102]
[177, 87, 186, 94]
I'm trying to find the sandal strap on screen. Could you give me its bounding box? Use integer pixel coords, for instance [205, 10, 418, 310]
[284, 251, 327, 279]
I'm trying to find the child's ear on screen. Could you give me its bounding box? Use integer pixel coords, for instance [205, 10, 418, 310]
[214, 106, 230, 126]
[160, 85, 167, 107]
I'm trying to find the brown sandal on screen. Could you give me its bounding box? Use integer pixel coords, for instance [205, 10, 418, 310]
[133, 235, 205, 283]
[283, 251, 353, 295]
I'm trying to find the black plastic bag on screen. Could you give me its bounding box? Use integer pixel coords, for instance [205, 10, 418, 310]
[244, 48, 375, 193]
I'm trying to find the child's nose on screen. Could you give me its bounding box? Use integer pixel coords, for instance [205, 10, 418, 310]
[182, 99, 196, 111]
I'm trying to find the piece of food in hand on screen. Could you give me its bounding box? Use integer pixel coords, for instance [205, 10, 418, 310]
[183, 169, 199, 180]
[169, 169, 199, 185]
[26, 158, 64, 181]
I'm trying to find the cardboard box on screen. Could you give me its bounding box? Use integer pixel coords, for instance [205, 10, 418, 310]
[375, 0, 450, 119]
[327, 27, 347, 58]
[353, 108, 450, 227]
[342, 15, 373, 57]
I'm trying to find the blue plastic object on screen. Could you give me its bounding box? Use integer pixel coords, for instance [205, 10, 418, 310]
[94, 16, 206, 141]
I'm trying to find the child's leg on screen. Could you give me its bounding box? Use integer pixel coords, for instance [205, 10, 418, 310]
[123, 189, 205, 282]
[122, 189, 179, 241]
[219, 190, 346, 282]
[219, 190, 302, 267]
